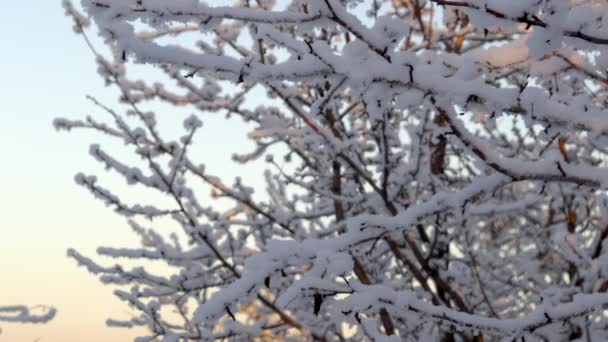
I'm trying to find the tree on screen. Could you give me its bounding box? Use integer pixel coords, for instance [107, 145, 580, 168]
[58, 0, 608, 340]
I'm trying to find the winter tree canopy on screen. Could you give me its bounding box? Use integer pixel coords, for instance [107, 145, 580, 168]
[58, 0, 608, 341]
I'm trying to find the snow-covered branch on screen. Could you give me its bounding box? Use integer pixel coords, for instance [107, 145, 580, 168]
[58, 0, 608, 340]
[0, 306, 56, 324]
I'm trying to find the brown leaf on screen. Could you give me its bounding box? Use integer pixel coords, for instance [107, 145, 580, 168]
[558, 136, 570, 162]
[313, 293, 323, 316]
[431, 135, 447, 175]
[567, 209, 577, 233]
[453, 34, 465, 53]
[431, 113, 448, 175]
[473, 334, 484, 342]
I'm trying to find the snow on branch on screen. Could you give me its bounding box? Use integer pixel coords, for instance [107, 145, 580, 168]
[0, 306, 56, 324]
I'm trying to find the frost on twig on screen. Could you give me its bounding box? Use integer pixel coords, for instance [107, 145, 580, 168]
[0, 306, 56, 324]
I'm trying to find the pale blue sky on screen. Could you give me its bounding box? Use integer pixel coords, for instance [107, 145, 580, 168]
[0, 2, 145, 340]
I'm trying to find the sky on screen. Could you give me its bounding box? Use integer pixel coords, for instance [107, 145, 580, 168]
[0, 1, 254, 341]
[0, 2, 145, 341]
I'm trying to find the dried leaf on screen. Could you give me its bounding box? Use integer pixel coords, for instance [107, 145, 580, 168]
[313, 293, 323, 316]
[558, 136, 569, 162]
